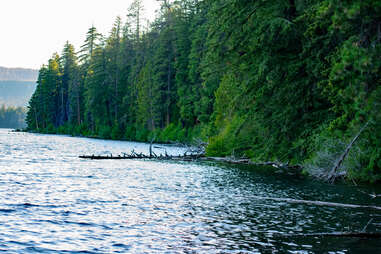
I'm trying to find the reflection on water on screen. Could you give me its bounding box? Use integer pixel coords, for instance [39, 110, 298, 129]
[0, 129, 380, 253]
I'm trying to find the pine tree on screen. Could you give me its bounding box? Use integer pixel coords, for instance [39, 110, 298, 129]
[61, 42, 80, 125]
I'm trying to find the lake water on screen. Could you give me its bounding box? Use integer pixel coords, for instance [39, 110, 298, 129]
[0, 128, 380, 253]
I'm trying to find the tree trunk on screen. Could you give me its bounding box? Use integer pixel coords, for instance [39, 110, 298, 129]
[77, 87, 81, 125]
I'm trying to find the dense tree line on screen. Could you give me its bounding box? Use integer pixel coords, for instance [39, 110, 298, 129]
[0, 106, 26, 128]
[27, 0, 380, 182]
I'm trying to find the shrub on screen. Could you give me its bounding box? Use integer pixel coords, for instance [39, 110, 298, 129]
[136, 127, 149, 142]
[206, 115, 244, 157]
[206, 135, 230, 156]
[44, 123, 56, 134]
[98, 125, 112, 139]
[111, 123, 123, 140]
[124, 125, 135, 140]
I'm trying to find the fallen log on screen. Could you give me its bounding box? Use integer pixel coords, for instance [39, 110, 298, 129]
[359, 190, 381, 199]
[79, 153, 204, 160]
[277, 232, 381, 238]
[199, 157, 251, 164]
[198, 157, 302, 170]
[79, 153, 301, 170]
[79, 155, 147, 160]
[79, 150, 303, 174]
[328, 121, 369, 183]
[252, 196, 381, 211]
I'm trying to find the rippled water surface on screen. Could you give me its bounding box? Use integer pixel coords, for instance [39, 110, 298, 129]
[0, 129, 380, 253]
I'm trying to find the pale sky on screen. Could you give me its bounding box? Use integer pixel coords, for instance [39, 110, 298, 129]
[0, 0, 161, 69]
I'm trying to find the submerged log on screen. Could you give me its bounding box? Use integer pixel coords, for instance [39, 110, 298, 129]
[198, 157, 251, 164]
[199, 157, 302, 170]
[278, 232, 381, 238]
[79, 153, 301, 171]
[359, 190, 381, 199]
[252, 196, 381, 211]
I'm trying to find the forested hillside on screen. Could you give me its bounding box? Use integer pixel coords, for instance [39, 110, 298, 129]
[0, 67, 38, 81]
[27, 0, 381, 182]
[0, 81, 37, 107]
[0, 106, 26, 129]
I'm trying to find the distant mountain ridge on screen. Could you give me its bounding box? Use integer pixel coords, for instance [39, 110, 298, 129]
[0, 66, 38, 81]
[0, 81, 37, 107]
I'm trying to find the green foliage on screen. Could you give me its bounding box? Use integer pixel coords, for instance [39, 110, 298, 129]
[72, 123, 90, 136]
[44, 123, 56, 134]
[57, 123, 70, 135]
[206, 115, 246, 157]
[158, 123, 184, 143]
[111, 122, 123, 140]
[98, 125, 112, 139]
[135, 127, 149, 142]
[124, 125, 136, 140]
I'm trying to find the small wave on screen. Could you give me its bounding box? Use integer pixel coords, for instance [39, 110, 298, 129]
[24, 247, 50, 253]
[76, 199, 118, 204]
[63, 220, 98, 227]
[21, 203, 39, 208]
[23, 246, 68, 253]
[11, 203, 66, 209]
[34, 219, 63, 225]
[112, 243, 132, 250]
[8, 240, 31, 246]
[13, 181, 27, 185]
[0, 208, 16, 213]
[59, 210, 87, 216]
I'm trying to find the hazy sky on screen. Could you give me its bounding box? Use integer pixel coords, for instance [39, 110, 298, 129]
[0, 0, 161, 69]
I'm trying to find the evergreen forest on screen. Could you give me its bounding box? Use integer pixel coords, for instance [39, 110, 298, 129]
[27, 0, 381, 182]
[0, 106, 26, 129]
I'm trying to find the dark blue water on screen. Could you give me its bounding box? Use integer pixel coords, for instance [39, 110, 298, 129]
[0, 129, 380, 253]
